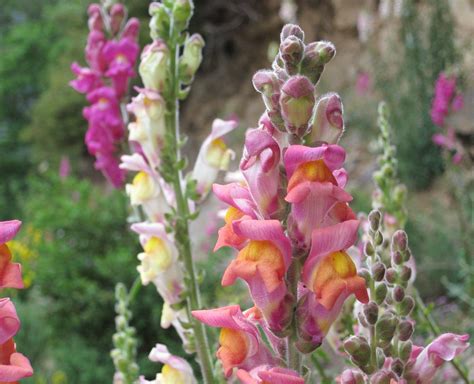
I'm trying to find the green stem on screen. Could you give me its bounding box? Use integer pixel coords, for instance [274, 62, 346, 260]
[310, 353, 330, 382]
[128, 276, 142, 303]
[166, 36, 215, 384]
[414, 290, 470, 384]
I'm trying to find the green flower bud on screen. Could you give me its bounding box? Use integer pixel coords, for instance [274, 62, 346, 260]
[359, 268, 371, 287]
[376, 312, 398, 342]
[399, 340, 413, 362]
[376, 347, 386, 369]
[399, 296, 415, 316]
[398, 320, 414, 342]
[300, 41, 336, 83]
[393, 285, 405, 302]
[172, 0, 193, 32]
[372, 262, 386, 281]
[385, 268, 398, 284]
[368, 210, 381, 231]
[364, 241, 375, 257]
[179, 33, 205, 84]
[399, 265, 412, 282]
[374, 230, 384, 246]
[149, 3, 169, 40]
[375, 282, 388, 304]
[364, 301, 379, 325]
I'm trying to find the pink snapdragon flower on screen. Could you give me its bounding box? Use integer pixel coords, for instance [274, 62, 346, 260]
[432, 127, 463, 164]
[240, 129, 281, 219]
[0, 221, 33, 382]
[70, 3, 139, 187]
[237, 365, 304, 384]
[192, 305, 274, 377]
[405, 333, 470, 383]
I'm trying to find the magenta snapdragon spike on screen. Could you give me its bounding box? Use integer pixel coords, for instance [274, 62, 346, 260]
[0, 221, 33, 382]
[193, 24, 369, 381]
[70, 3, 140, 187]
[430, 72, 465, 164]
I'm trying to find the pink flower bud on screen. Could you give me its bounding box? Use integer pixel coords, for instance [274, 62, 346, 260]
[337, 369, 366, 384]
[280, 36, 304, 74]
[280, 24, 305, 42]
[122, 18, 140, 40]
[110, 4, 125, 35]
[279, 75, 315, 136]
[87, 4, 103, 32]
[252, 70, 281, 112]
[308, 92, 344, 144]
[301, 41, 336, 83]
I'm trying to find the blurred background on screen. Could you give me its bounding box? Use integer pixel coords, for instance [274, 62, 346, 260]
[1, 0, 473, 382]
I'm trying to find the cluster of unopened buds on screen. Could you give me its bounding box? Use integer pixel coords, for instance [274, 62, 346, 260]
[430, 72, 465, 165]
[70, 2, 140, 187]
[0, 220, 33, 382]
[192, 24, 374, 382]
[339, 211, 469, 383]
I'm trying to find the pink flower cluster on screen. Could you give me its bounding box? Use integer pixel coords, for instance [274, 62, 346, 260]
[193, 24, 369, 381]
[0, 221, 33, 382]
[430, 73, 463, 127]
[430, 72, 465, 164]
[70, 4, 140, 187]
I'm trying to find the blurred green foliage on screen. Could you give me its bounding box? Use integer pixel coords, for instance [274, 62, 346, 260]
[13, 172, 180, 383]
[373, 0, 459, 190]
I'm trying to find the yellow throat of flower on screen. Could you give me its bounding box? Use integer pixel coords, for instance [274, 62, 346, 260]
[288, 159, 336, 190]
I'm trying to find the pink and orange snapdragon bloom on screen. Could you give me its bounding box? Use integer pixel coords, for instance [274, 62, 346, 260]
[70, 3, 140, 187]
[193, 24, 369, 381]
[0, 221, 33, 383]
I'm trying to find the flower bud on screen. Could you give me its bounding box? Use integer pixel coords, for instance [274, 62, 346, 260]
[392, 285, 405, 302]
[374, 230, 384, 246]
[394, 184, 407, 205]
[398, 340, 412, 362]
[385, 268, 398, 284]
[280, 24, 304, 42]
[308, 92, 344, 144]
[376, 312, 397, 342]
[122, 18, 140, 40]
[403, 248, 412, 263]
[172, 0, 193, 32]
[363, 301, 379, 325]
[280, 35, 304, 74]
[149, 3, 169, 39]
[399, 265, 412, 282]
[364, 241, 375, 257]
[399, 296, 415, 316]
[375, 283, 388, 304]
[300, 41, 336, 83]
[88, 4, 103, 31]
[338, 369, 365, 384]
[398, 320, 414, 341]
[110, 4, 125, 35]
[359, 268, 371, 286]
[391, 358, 404, 377]
[392, 230, 408, 252]
[252, 70, 281, 112]
[372, 262, 385, 281]
[179, 33, 205, 84]
[279, 75, 315, 136]
[376, 348, 385, 369]
[391, 251, 403, 266]
[368, 210, 381, 231]
[139, 40, 169, 91]
[344, 337, 371, 367]
[371, 370, 398, 384]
